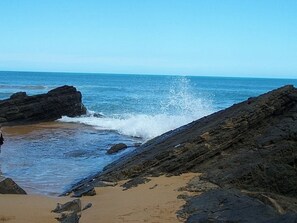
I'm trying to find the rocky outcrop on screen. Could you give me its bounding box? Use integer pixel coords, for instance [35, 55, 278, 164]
[179, 189, 297, 223]
[0, 178, 27, 194]
[0, 85, 86, 125]
[94, 85, 297, 186]
[72, 185, 96, 197]
[52, 199, 92, 223]
[66, 85, 297, 221]
[106, 143, 128, 154]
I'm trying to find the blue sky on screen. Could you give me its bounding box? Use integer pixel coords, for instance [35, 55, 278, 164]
[0, 0, 296, 78]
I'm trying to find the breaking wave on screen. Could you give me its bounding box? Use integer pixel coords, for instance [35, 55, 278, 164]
[60, 77, 214, 140]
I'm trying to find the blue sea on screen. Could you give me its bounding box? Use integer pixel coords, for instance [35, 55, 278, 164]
[0, 71, 296, 195]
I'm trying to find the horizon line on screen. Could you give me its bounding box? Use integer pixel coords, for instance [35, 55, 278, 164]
[0, 69, 296, 80]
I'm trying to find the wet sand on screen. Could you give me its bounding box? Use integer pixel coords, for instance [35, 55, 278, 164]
[0, 173, 199, 223]
[3, 122, 89, 136]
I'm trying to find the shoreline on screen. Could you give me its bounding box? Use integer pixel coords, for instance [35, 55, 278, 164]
[1, 121, 140, 196]
[1, 122, 198, 222]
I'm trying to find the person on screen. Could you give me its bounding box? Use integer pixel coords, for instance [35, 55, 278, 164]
[0, 126, 4, 153]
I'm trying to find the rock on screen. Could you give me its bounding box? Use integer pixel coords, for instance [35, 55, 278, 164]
[0, 178, 27, 194]
[264, 213, 297, 223]
[72, 185, 96, 197]
[0, 85, 86, 125]
[122, 177, 151, 190]
[92, 85, 297, 198]
[180, 189, 282, 223]
[180, 176, 219, 193]
[10, 92, 27, 99]
[53, 199, 82, 223]
[106, 143, 128, 154]
[134, 143, 142, 147]
[55, 212, 80, 223]
[64, 85, 297, 219]
[53, 200, 93, 222]
[93, 113, 103, 118]
[52, 199, 81, 213]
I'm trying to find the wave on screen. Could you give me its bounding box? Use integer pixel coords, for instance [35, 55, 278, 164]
[60, 77, 214, 140]
[60, 113, 203, 140]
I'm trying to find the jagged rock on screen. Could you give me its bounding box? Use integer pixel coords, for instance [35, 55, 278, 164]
[122, 177, 151, 190]
[0, 178, 27, 194]
[106, 143, 128, 154]
[72, 185, 96, 197]
[52, 199, 81, 213]
[53, 199, 82, 223]
[0, 85, 86, 125]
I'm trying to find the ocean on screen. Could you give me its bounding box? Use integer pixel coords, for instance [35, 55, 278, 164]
[0, 71, 296, 195]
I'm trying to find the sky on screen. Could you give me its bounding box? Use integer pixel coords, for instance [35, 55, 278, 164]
[0, 0, 296, 78]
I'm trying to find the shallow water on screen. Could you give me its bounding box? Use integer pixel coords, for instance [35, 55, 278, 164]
[0, 123, 140, 195]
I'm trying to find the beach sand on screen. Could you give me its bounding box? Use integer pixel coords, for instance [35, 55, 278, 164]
[0, 173, 198, 223]
[0, 195, 69, 223]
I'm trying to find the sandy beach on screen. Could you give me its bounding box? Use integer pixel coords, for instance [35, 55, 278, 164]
[0, 173, 198, 223]
[1, 123, 198, 222]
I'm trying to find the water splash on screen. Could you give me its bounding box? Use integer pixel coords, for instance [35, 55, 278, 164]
[161, 76, 213, 117]
[60, 76, 214, 140]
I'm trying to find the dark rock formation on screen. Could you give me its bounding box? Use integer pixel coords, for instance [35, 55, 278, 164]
[0, 85, 86, 125]
[66, 85, 297, 221]
[52, 199, 93, 223]
[179, 189, 297, 223]
[94, 85, 297, 185]
[106, 143, 128, 154]
[56, 212, 80, 223]
[72, 185, 96, 197]
[52, 199, 82, 214]
[52, 199, 92, 223]
[121, 177, 151, 190]
[0, 178, 27, 194]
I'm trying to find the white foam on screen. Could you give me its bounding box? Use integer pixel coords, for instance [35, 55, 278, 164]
[60, 76, 214, 140]
[60, 114, 195, 140]
[60, 103, 212, 140]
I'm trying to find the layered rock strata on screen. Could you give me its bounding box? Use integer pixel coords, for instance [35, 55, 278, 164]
[0, 85, 86, 125]
[68, 85, 297, 222]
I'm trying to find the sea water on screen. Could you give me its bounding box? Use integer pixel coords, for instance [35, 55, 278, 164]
[0, 71, 296, 195]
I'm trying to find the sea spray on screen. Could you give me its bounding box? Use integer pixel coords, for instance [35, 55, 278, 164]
[161, 76, 213, 116]
[60, 76, 214, 140]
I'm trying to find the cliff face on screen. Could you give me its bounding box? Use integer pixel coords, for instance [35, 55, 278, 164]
[0, 85, 87, 125]
[69, 85, 297, 222]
